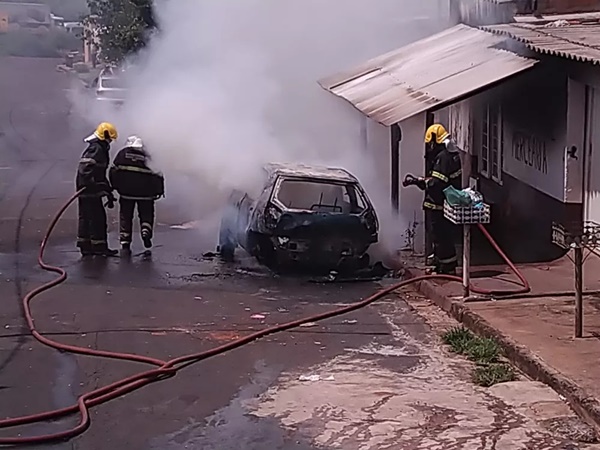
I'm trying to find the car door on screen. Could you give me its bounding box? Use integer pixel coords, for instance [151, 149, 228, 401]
[236, 194, 253, 245]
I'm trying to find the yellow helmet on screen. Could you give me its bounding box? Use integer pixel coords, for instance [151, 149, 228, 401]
[95, 122, 118, 141]
[424, 124, 449, 144]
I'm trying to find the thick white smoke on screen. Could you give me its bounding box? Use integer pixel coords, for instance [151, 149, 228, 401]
[73, 0, 450, 255]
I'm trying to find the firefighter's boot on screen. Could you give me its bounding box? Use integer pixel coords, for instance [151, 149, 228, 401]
[434, 262, 457, 276]
[91, 244, 118, 257]
[141, 229, 152, 249]
[77, 241, 93, 257]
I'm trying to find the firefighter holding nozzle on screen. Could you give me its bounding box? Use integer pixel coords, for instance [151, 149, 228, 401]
[403, 124, 462, 275]
[76, 122, 119, 257]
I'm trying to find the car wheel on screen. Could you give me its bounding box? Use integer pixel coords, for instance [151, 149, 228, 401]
[255, 235, 277, 268]
[218, 222, 237, 262]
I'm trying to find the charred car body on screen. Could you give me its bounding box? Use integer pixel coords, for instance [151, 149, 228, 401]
[218, 163, 379, 273]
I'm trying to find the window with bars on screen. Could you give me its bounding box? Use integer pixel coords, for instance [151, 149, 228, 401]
[480, 103, 502, 184]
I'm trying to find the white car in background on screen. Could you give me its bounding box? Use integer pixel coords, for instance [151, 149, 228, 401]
[93, 67, 127, 106]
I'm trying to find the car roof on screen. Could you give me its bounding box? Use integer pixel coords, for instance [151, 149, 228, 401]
[264, 163, 358, 183]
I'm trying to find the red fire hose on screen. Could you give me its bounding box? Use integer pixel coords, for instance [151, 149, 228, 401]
[0, 191, 530, 445]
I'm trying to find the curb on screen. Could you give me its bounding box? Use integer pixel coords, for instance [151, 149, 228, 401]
[404, 265, 600, 434]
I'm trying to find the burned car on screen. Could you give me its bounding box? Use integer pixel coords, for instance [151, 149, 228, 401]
[218, 163, 379, 273]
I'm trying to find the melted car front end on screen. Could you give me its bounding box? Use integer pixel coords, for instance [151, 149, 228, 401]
[218, 164, 380, 274]
[260, 176, 378, 273]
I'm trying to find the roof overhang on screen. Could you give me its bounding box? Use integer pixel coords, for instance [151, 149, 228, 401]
[318, 24, 538, 126]
[482, 22, 600, 65]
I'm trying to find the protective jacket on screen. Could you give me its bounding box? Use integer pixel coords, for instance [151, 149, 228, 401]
[423, 140, 462, 211]
[76, 137, 111, 197]
[109, 146, 164, 200]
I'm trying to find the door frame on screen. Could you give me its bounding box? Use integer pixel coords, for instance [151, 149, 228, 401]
[584, 85, 595, 222]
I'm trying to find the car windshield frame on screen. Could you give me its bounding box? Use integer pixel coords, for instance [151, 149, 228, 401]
[270, 176, 369, 214]
[99, 76, 126, 90]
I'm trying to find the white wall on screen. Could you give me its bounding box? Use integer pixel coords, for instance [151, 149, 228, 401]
[399, 113, 427, 253]
[564, 78, 586, 204]
[365, 117, 391, 200]
[502, 121, 566, 201]
[570, 65, 600, 222]
[497, 67, 568, 202]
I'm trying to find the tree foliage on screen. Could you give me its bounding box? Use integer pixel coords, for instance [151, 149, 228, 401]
[84, 0, 156, 63]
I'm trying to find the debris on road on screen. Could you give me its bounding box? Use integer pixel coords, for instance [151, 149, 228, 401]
[170, 221, 199, 230]
[298, 374, 335, 382]
[299, 322, 318, 328]
[251, 314, 266, 320]
[342, 319, 358, 325]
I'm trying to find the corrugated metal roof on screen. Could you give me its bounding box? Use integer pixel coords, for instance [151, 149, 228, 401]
[483, 23, 600, 64]
[514, 11, 600, 23]
[318, 24, 537, 126]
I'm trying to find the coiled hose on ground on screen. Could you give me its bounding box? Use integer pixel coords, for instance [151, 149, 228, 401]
[0, 191, 530, 446]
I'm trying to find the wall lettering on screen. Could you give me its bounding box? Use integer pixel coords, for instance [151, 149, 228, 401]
[511, 131, 548, 175]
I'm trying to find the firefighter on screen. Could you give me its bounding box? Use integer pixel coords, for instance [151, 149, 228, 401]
[76, 122, 119, 257]
[108, 135, 165, 252]
[403, 124, 462, 274]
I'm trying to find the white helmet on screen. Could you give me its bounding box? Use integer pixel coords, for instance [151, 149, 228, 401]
[125, 135, 144, 149]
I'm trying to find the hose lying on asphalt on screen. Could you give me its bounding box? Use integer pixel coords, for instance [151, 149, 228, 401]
[0, 190, 530, 446]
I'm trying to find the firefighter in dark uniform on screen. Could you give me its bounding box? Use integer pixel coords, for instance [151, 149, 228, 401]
[109, 135, 165, 252]
[403, 124, 462, 274]
[76, 122, 119, 257]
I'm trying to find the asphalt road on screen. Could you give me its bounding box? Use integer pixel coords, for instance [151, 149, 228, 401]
[1, 57, 598, 450]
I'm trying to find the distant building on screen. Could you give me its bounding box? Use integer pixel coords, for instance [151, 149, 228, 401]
[0, 11, 7, 33]
[0, 1, 52, 30]
[452, 0, 600, 26]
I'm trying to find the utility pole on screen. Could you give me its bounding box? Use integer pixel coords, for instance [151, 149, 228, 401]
[574, 243, 584, 338]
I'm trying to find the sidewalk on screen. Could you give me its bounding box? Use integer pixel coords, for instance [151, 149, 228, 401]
[403, 251, 600, 431]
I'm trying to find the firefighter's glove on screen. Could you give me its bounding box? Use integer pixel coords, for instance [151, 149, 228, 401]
[105, 192, 116, 209]
[402, 174, 426, 190]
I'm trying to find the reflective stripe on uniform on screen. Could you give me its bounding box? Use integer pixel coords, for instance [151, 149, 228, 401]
[439, 255, 458, 264]
[449, 169, 462, 179]
[141, 222, 152, 230]
[119, 195, 156, 200]
[423, 202, 443, 211]
[79, 157, 96, 164]
[431, 171, 448, 182]
[113, 164, 154, 174]
[90, 239, 107, 245]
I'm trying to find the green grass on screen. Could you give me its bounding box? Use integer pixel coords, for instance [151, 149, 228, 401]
[472, 363, 516, 387]
[441, 326, 517, 387]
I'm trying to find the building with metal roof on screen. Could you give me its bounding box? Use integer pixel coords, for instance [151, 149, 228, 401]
[317, 19, 592, 263]
[318, 24, 538, 127]
[482, 22, 600, 65]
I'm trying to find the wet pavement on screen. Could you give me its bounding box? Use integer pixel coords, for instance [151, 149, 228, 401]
[1, 56, 600, 450]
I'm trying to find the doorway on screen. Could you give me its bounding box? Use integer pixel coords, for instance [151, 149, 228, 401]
[585, 87, 600, 224]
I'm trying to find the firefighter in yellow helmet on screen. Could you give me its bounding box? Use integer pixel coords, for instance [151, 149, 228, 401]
[403, 124, 462, 274]
[75, 122, 119, 257]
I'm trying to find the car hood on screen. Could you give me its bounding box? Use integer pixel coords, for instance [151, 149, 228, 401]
[274, 212, 369, 238]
